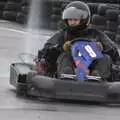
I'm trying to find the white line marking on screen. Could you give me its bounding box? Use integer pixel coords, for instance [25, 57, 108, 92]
[0, 26, 54, 36]
[0, 27, 28, 34]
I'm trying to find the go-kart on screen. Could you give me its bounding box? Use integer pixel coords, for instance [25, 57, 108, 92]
[9, 38, 120, 104]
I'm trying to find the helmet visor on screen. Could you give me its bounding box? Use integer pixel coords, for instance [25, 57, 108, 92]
[62, 7, 88, 20]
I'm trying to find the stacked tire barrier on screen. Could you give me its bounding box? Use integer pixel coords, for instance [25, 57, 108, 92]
[89, 3, 120, 44]
[49, 0, 120, 45]
[0, 0, 120, 44]
[1, 0, 30, 24]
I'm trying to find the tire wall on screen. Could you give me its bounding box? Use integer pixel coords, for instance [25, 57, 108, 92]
[0, 0, 120, 44]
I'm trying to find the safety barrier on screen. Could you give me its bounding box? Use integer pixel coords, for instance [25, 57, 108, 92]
[0, 0, 119, 44]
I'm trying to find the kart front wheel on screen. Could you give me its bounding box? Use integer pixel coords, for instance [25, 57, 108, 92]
[16, 83, 27, 97]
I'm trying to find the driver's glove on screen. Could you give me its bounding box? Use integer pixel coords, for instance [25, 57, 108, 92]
[63, 41, 71, 52]
[39, 58, 46, 64]
[34, 57, 46, 73]
[36, 58, 46, 74]
[34, 56, 46, 64]
[96, 42, 103, 51]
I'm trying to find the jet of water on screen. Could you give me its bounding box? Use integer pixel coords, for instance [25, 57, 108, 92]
[24, 0, 43, 55]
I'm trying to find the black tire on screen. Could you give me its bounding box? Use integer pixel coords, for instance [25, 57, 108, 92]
[117, 15, 120, 25]
[52, 1, 62, 8]
[16, 12, 27, 24]
[97, 4, 108, 16]
[87, 3, 98, 15]
[97, 4, 119, 16]
[0, 0, 7, 1]
[106, 9, 120, 22]
[4, 1, 22, 11]
[106, 20, 118, 32]
[50, 22, 58, 30]
[22, 0, 31, 5]
[90, 14, 106, 30]
[8, 0, 22, 3]
[52, 7, 61, 15]
[117, 25, 120, 34]
[27, 71, 37, 82]
[16, 83, 27, 97]
[21, 5, 29, 14]
[26, 71, 37, 87]
[40, 18, 50, 28]
[41, 2, 52, 18]
[105, 4, 120, 10]
[0, 2, 6, 10]
[115, 35, 120, 44]
[3, 11, 17, 21]
[51, 14, 61, 22]
[0, 10, 3, 18]
[91, 14, 106, 25]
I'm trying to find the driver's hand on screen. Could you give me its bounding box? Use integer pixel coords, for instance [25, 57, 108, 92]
[63, 41, 71, 52]
[96, 42, 103, 51]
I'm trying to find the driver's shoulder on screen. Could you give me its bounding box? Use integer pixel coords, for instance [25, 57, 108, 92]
[86, 27, 106, 38]
[49, 29, 65, 41]
[55, 28, 65, 34]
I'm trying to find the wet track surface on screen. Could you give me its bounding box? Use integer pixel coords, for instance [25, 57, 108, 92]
[0, 21, 120, 120]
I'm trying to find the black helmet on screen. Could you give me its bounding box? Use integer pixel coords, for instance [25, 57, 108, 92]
[62, 1, 91, 30]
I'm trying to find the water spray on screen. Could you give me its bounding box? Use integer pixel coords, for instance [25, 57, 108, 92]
[24, 0, 42, 56]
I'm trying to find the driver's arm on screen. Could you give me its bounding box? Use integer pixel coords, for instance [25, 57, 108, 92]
[96, 30, 119, 62]
[38, 30, 64, 61]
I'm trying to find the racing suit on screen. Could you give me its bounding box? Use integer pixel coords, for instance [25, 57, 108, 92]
[38, 27, 119, 78]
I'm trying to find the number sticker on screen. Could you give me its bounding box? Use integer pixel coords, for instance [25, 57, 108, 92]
[84, 45, 96, 58]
